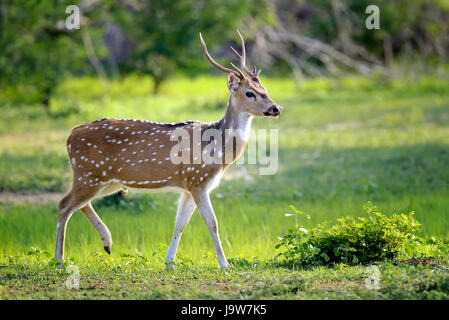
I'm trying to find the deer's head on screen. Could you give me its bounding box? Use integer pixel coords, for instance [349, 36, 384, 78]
[200, 30, 282, 117]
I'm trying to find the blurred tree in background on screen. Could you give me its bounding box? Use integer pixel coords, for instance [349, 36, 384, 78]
[125, 0, 270, 94]
[0, 0, 125, 109]
[0, 1, 86, 109]
[257, 0, 449, 80]
[0, 0, 448, 107]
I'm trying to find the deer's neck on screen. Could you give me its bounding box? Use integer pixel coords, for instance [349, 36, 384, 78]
[218, 96, 253, 165]
[222, 97, 253, 140]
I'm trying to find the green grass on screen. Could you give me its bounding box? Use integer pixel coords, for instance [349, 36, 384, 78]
[2, 252, 449, 299]
[1, 72, 449, 299]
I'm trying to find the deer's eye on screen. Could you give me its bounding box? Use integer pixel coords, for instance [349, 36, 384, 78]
[245, 91, 256, 98]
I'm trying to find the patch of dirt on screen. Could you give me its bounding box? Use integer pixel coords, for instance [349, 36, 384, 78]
[318, 281, 366, 290]
[401, 257, 442, 266]
[0, 192, 64, 204]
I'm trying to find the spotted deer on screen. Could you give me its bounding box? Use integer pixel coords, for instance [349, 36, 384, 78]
[55, 30, 282, 269]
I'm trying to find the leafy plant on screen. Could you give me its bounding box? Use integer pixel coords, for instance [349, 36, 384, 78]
[275, 203, 432, 267]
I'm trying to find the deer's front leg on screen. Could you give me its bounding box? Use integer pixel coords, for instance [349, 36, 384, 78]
[165, 192, 196, 270]
[192, 190, 230, 269]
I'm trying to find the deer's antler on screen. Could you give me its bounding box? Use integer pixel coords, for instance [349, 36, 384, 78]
[230, 30, 261, 79]
[199, 32, 245, 79]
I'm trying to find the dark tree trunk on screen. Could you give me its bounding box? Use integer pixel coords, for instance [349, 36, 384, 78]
[153, 77, 162, 95]
[383, 36, 393, 66]
[42, 88, 51, 114]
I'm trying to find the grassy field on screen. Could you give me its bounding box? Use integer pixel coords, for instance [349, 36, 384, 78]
[1, 72, 449, 299]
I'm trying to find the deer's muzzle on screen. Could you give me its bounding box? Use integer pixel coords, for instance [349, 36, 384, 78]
[264, 105, 282, 117]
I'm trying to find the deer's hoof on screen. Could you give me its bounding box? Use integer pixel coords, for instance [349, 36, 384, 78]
[222, 262, 231, 270]
[166, 262, 175, 271]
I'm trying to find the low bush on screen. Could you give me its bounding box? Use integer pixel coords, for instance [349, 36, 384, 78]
[275, 203, 445, 267]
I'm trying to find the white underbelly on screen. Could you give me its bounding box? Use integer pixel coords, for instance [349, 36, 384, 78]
[95, 182, 186, 198]
[127, 185, 187, 194]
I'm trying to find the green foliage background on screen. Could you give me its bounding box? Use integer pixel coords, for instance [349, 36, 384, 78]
[1, 0, 449, 300]
[1, 0, 448, 100]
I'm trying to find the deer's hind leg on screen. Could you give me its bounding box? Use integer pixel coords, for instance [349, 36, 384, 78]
[81, 202, 112, 254]
[78, 182, 123, 255]
[55, 184, 103, 264]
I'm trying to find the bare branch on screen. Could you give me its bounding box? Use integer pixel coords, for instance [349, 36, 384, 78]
[81, 26, 110, 93]
[262, 26, 387, 77]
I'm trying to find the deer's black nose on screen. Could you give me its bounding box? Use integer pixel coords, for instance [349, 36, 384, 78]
[267, 105, 281, 116]
[264, 105, 282, 117]
[271, 105, 281, 115]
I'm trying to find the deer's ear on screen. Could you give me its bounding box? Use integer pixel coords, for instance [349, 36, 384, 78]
[227, 73, 240, 93]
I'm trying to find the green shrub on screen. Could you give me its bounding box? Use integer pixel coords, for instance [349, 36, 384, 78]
[275, 203, 431, 267]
